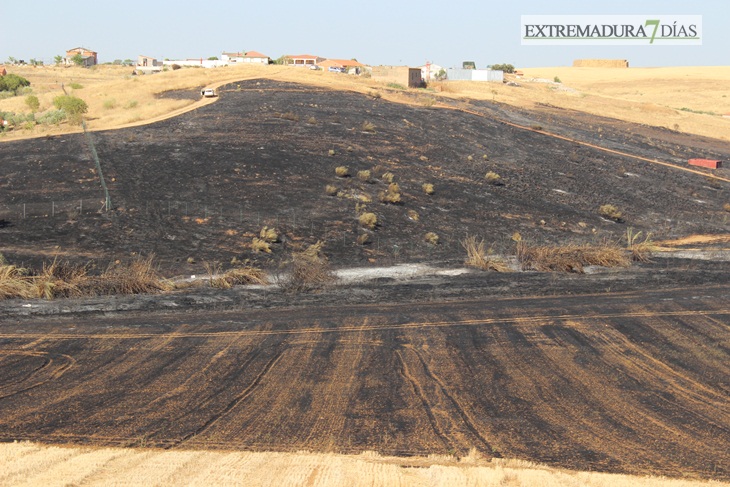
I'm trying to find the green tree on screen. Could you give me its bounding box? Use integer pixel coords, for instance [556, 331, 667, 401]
[71, 53, 85, 66]
[25, 95, 40, 111]
[54, 55, 63, 65]
[53, 95, 88, 125]
[0, 74, 31, 94]
[489, 63, 516, 74]
[208, 56, 219, 60]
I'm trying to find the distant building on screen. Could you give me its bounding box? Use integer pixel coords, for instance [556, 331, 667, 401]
[284, 54, 325, 67]
[221, 51, 271, 64]
[408, 68, 423, 88]
[136, 55, 164, 74]
[241, 51, 270, 64]
[419, 63, 446, 80]
[318, 58, 365, 74]
[65, 47, 97, 67]
[221, 52, 245, 63]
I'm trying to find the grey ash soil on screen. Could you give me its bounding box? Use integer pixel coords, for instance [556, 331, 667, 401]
[0, 79, 728, 278]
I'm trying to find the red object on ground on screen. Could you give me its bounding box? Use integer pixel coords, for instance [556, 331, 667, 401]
[688, 159, 722, 169]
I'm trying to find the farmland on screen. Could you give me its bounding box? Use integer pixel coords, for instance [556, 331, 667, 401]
[1, 64, 729, 485]
[1, 287, 729, 482]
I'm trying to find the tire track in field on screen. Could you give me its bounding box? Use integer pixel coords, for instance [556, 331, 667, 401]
[176, 346, 287, 448]
[395, 349, 454, 453]
[0, 351, 76, 400]
[403, 345, 496, 455]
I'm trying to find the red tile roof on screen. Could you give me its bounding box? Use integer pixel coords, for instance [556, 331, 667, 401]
[320, 58, 364, 68]
[244, 51, 269, 58]
[286, 54, 319, 60]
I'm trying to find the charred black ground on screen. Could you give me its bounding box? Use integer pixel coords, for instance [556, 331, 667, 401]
[1, 79, 728, 275]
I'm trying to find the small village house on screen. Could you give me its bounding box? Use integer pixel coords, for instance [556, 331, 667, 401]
[318, 58, 365, 74]
[65, 47, 97, 67]
[284, 54, 325, 67]
[221, 51, 271, 64]
[136, 55, 164, 74]
[241, 51, 270, 64]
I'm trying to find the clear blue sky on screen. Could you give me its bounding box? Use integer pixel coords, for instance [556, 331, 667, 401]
[2, 0, 726, 68]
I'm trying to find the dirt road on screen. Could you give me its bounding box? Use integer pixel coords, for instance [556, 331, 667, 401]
[1, 285, 728, 480]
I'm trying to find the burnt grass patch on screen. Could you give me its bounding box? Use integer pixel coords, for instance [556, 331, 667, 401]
[0, 79, 728, 276]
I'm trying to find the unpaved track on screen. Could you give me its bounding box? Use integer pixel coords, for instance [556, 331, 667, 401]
[0, 285, 728, 480]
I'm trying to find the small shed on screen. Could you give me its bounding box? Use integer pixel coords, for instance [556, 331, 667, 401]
[408, 68, 422, 88]
[688, 159, 722, 169]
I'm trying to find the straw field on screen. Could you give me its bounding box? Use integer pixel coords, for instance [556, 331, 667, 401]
[1, 442, 727, 487]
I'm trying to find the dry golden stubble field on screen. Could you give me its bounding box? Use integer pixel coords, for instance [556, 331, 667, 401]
[1, 442, 728, 487]
[1, 64, 730, 141]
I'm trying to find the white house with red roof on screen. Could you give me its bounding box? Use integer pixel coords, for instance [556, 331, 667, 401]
[222, 51, 271, 64]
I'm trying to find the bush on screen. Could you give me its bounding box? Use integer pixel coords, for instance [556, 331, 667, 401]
[171, 64, 181, 70]
[485, 171, 501, 185]
[359, 212, 377, 229]
[25, 95, 40, 111]
[103, 99, 117, 110]
[424, 232, 439, 245]
[379, 183, 401, 204]
[124, 100, 138, 109]
[357, 170, 371, 182]
[281, 242, 335, 292]
[53, 95, 88, 125]
[489, 63, 515, 74]
[0, 74, 31, 94]
[599, 204, 623, 222]
[335, 166, 349, 177]
[69, 82, 83, 90]
[36, 110, 67, 125]
[422, 183, 434, 195]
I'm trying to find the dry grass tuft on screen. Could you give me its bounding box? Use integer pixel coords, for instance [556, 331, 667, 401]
[325, 184, 338, 196]
[599, 204, 623, 222]
[381, 172, 395, 183]
[260, 226, 279, 243]
[485, 171, 501, 185]
[362, 121, 376, 132]
[626, 228, 657, 263]
[461, 236, 511, 272]
[357, 170, 371, 182]
[407, 209, 419, 221]
[723, 202, 730, 212]
[424, 232, 439, 245]
[422, 183, 435, 195]
[280, 111, 300, 122]
[379, 183, 402, 204]
[306, 116, 317, 125]
[1, 256, 173, 299]
[206, 263, 268, 289]
[359, 212, 378, 229]
[335, 166, 350, 177]
[516, 241, 630, 273]
[251, 237, 272, 253]
[282, 241, 335, 292]
[357, 233, 371, 245]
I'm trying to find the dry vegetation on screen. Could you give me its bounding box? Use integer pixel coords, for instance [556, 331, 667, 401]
[461, 235, 510, 272]
[0, 255, 173, 299]
[516, 241, 630, 273]
[0, 442, 725, 487]
[280, 241, 335, 292]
